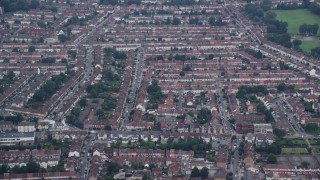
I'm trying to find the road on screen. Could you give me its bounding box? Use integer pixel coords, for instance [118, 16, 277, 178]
[230, 136, 242, 180]
[214, 75, 233, 134]
[47, 46, 94, 122]
[78, 132, 97, 179]
[119, 47, 145, 129]
[274, 97, 306, 136]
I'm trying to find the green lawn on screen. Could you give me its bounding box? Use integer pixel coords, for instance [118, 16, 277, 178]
[282, 148, 309, 154]
[273, 9, 320, 36]
[308, 139, 320, 145]
[301, 40, 320, 53]
[312, 148, 320, 154]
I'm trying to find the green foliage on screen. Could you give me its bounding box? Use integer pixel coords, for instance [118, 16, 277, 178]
[172, 17, 181, 25]
[25, 73, 68, 109]
[274, 128, 286, 139]
[0, 165, 8, 174]
[58, 34, 69, 43]
[236, 85, 268, 99]
[309, 2, 320, 15]
[183, 64, 192, 71]
[67, 50, 77, 60]
[266, 33, 292, 48]
[299, 24, 319, 35]
[166, 0, 207, 6]
[0, 0, 39, 13]
[255, 141, 282, 155]
[106, 162, 122, 177]
[86, 69, 121, 121]
[11, 161, 45, 174]
[200, 167, 209, 179]
[244, 48, 264, 59]
[244, 3, 264, 21]
[0, 71, 16, 93]
[103, 47, 127, 62]
[311, 47, 320, 59]
[209, 17, 227, 26]
[190, 167, 200, 178]
[245, 0, 291, 47]
[197, 108, 212, 124]
[66, 105, 83, 129]
[305, 123, 320, 134]
[41, 57, 56, 63]
[277, 83, 296, 92]
[189, 17, 201, 25]
[260, 0, 272, 11]
[64, 15, 95, 27]
[132, 162, 144, 170]
[79, 98, 87, 108]
[37, 21, 46, 28]
[28, 46, 36, 52]
[100, 0, 141, 5]
[12, 47, 19, 52]
[147, 80, 165, 109]
[279, 61, 289, 70]
[160, 137, 211, 157]
[267, 154, 277, 164]
[47, 161, 65, 172]
[302, 99, 315, 113]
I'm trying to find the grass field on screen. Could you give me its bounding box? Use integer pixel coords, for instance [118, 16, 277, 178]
[312, 148, 320, 154]
[273, 9, 320, 36]
[282, 148, 309, 154]
[301, 40, 320, 53]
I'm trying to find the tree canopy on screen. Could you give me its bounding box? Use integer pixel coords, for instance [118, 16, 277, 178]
[0, 0, 39, 13]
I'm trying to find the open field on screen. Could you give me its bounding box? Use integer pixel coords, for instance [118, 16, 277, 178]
[282, 148, 309, 154]
[301, 40, 320, 53]
[273, 9, 320, 36]
[312, 148, 320, 154]
[277, 155, 320, 168]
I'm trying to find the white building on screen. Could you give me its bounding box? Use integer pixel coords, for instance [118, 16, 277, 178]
[0, 132, 35, 146]
[18, 121, 35, 132]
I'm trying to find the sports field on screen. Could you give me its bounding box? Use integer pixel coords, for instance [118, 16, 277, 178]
[273, 9, 320, 36]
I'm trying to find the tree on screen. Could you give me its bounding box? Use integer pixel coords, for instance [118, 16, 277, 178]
[301, 161, 310, 169]
[12, 47, 19, 52]
[183, 64, 192, 71]
[58, 34, 68, 43]
[208, 54, 214, 59]
[165, 17, 172, 25]
[264, 11, 276, 23]
[190, 167, 200, 177]
[179, 71, 185, 76]
[277, 83, 286, 92]
[274, 128, 286, 139]
[292, 39, 302, 49]
[28, 46, 36, 52]
[172, 17, 181, 25]
[37, 21, 46, 28]
[311, 47, 320, 59]
[0, 165, 8, 174]
[260, 0, 272, 11]
[200, 167, 209, 178]
[106, 162, 122, 176]
[305, 123, 319, 133]
[197, 108, 212, 124]
[267, 154, 277, 164]
[227, 172, 233, 180]
[79, 98, 87, 107]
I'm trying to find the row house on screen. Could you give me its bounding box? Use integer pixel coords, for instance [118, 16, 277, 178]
[0, 172, 77, 179]
[0, 149, 61, 168]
